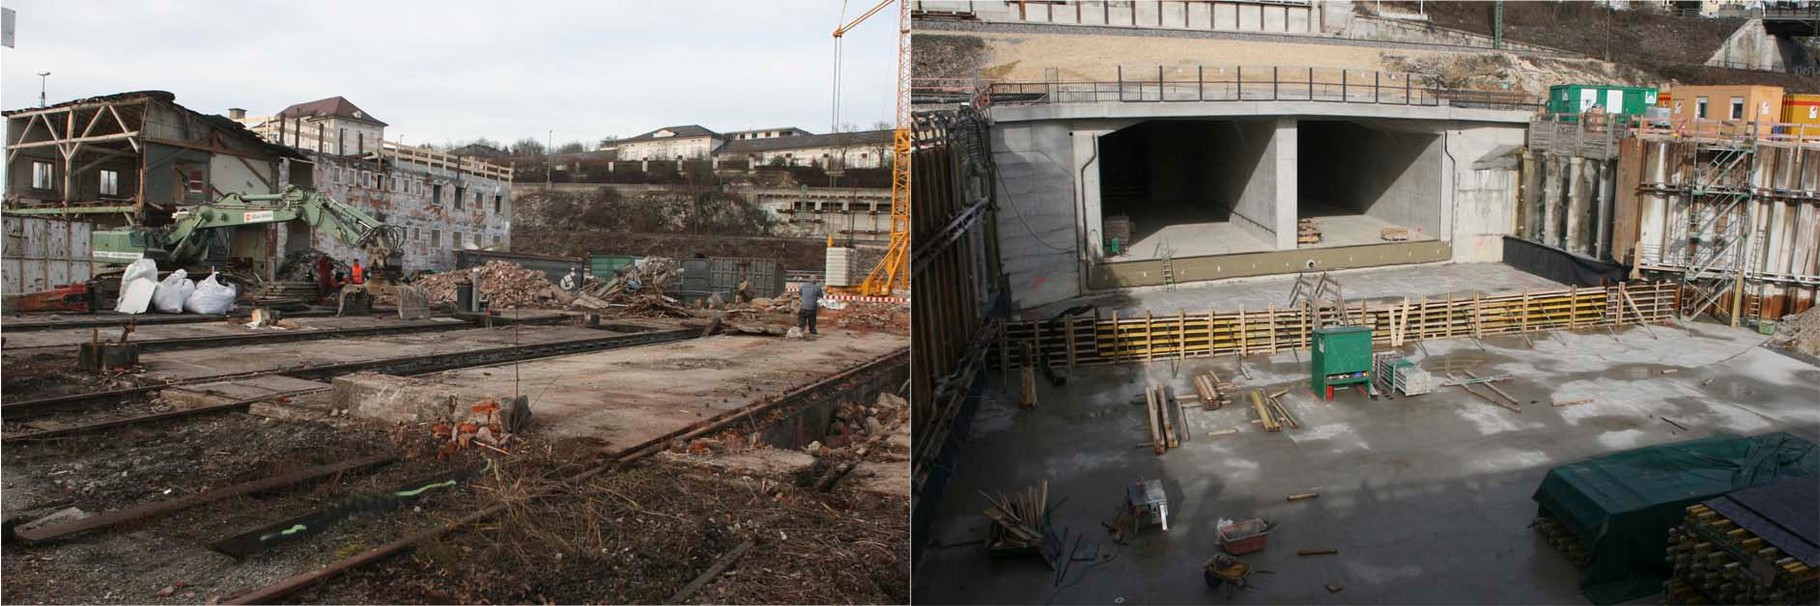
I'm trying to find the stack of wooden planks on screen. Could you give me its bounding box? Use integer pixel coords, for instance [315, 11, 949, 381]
[1250, 389, 1300, 432]
[1191, 370, 1233, 410]
[1298, 218, 1322, 244]
[1666, 502, 1818, 605]
[1144, 385, 1188, 454]
[982, 481, 1050, 553]
[1533, 514, 1590, 568]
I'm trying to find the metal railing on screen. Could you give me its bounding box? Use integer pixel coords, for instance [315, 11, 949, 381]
[970, 65, 1541, 110]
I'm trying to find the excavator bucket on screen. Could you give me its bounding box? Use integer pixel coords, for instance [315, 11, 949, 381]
[394, 285, 430, 320]
[336, 284, 374, 317]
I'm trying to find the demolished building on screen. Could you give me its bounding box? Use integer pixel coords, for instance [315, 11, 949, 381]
[237, 96, 515, 272]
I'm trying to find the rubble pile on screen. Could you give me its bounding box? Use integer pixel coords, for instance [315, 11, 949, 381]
[1774, 309, 1820, 356]
[569, 257, 689, 317]
[811, 392, 908, 455]
[413, 262, 571, 309]
[834, 301, 909, 332]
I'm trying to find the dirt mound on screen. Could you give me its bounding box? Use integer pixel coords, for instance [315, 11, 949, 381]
[1773, 309, 1820, 356]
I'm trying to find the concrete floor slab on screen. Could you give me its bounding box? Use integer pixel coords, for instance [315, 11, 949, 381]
[913, 321, 1820, 604]
[1031, 262, 1566, 317]
[134, 324, 658, 382]
[336, 329, 908, 451]
[1298, 214, 1435, 249]
[1121, 222, 1273, 260]
[0, 316, 468, 353]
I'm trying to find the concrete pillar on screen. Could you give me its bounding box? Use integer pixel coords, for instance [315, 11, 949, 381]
[1542, 155, 1563, 248]
[1272, 118, 1299, 250]
[1595, 160, 1616, 261]
[1565, 157, 1588, 255]
[1519, 151, 1542, 241]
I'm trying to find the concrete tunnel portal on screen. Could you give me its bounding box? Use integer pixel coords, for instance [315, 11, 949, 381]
[1097, 118, 1444, 261]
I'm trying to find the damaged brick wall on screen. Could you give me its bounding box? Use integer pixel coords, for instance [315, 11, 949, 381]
[275, 153, 512, 273]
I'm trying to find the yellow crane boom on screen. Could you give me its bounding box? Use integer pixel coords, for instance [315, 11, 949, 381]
[831, 0, 910, 297]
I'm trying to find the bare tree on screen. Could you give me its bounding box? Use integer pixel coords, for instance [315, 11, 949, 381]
[510, 137, 546, 159]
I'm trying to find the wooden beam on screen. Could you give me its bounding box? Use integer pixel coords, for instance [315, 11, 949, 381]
[6, 131, 140, 150]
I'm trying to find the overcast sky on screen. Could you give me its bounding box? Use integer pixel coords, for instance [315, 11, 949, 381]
[0, 0, 898, 148]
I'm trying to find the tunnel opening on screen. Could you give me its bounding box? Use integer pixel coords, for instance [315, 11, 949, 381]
[1296, 120, 1444, 247]
[1098, 119, 1277, 260]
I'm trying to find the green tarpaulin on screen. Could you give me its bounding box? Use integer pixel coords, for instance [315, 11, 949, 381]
[1532, 432, 1818, 604]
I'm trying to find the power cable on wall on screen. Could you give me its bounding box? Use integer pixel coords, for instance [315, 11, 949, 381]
[996, 148, 1076, 253]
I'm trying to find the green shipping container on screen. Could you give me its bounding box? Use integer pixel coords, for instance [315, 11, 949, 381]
[1310, 325, 1373, 398]
[1546, 84, 1659, 120]
[588, 254, 641, 279]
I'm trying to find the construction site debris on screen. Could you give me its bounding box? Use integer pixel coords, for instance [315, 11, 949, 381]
[411, 261, 571, 309]
[1380, 226, 1411, 241]
[1287, 492, 1320, 502]
[1297, 218, 1322, 245]
[982, 480, 1050, 553]
[1217, 518, 1271, 555]
[1772, 309, 1820, 356]
[1298, 548, 1339, 556]
[833, 301, 908, 332]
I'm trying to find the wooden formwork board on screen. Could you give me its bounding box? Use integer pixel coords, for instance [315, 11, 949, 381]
[996, 283, 1677, 369]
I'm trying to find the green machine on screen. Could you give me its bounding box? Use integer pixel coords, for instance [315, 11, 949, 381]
[1310, 325, 1372, 399]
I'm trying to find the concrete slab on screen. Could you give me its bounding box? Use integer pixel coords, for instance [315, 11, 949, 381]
[164, 376, 333, 410]
[913, 321, 1820, 604]
[133, 324, 654, 382]
[1120, 222, 1273, 260]
[0, 316, 468, 353]
[334, 329, 908, 451]
[1297, 213, 1436, 249]
[1031, 262, 1565, 317]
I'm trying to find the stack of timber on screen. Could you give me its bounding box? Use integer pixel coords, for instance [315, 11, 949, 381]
[1665, 500, 1818, 605]
[1298, 218, 1322, 244]
[993, 283, 1677, 369]
[1191, 370, 1233, 409]
[1144, 385, 1188, 454]
[982, 481, 1050, 553]
[1534, 514, 1591, 568]
[1250, 389, 1299, 432]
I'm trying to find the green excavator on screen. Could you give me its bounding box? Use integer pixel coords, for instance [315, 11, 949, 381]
[87, 186, 427, 317]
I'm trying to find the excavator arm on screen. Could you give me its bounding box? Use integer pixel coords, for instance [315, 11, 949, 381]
[125, 186, 404, 272]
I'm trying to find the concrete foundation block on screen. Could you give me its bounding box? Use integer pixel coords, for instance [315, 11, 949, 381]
[334, 372, 472, 424]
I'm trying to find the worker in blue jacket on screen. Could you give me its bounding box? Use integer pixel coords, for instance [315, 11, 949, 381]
[797, 275, 824, 335]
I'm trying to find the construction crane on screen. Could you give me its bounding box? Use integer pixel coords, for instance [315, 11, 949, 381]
[831, 0, 910, 296]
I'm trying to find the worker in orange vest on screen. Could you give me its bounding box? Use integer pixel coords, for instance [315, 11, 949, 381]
[350, 259, 365, 285]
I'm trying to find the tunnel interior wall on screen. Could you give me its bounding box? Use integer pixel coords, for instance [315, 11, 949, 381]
[1100, 119, 1278, 245]
[1297, 120, 1444, 235]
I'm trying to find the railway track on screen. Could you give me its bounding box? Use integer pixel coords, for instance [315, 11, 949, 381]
[222, 349, 911, 604]
[1, 327, 697, 439]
